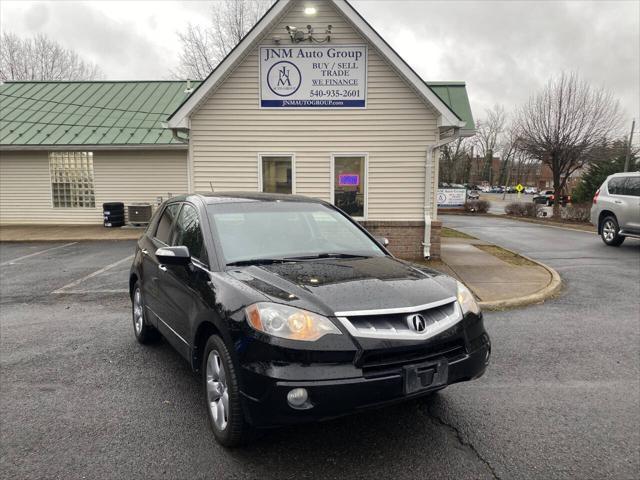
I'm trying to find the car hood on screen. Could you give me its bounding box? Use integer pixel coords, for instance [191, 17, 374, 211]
[226, 256, 457, 316]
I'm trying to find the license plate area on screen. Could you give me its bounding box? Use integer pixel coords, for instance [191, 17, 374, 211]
[403, 358, 448, 395]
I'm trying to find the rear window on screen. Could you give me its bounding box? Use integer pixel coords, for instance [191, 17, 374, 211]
[607, 177, 627, 195]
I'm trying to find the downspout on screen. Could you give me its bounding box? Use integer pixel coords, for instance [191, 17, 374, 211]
[423, 128, 462, 258]
[168, 126, 192, 192]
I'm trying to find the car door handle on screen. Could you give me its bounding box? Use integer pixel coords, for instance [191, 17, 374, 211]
[614, 200, 623, 204]
[159, 265, 167, 272]
[142, 249, 149, 256]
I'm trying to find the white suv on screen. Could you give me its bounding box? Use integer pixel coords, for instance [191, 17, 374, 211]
[591, 172, 640, 246]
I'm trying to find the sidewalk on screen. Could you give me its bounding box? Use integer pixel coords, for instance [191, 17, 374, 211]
[426, 235, 561, 310]
[0, 225, 144, 242]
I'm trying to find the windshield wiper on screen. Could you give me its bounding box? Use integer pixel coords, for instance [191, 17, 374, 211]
[226, 258, 289, 266]
[283, 253, 371, 261]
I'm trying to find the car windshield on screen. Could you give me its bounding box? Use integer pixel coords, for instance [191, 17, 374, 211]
[207, 201, 385, 265]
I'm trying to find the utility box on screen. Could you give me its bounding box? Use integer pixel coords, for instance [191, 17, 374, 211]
[127, 203, 153, 225]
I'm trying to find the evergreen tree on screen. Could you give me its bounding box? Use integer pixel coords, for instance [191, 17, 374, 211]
[572, 141, 638, 203]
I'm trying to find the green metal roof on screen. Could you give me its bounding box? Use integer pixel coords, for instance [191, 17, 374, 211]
[0, 81, 200, 147]
[426, 82, 475, 131]
[0, 79, 474, 148]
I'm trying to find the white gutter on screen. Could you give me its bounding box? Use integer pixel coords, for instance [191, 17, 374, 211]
[423, 129, 462, 258]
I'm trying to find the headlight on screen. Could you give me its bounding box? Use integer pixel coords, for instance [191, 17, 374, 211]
[245, 302, 341, 341]
[457, 281, 480, 315]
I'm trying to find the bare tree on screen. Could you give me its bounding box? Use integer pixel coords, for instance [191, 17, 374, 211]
[473, 105, 506, 183]
[439, 137, 473, 185]
[515, 72, 623, 216]
[173, 0, 274, 80]
[0, 32, 103, 81]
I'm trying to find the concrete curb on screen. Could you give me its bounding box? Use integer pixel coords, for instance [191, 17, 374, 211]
[476, 248, 563, 311]
[483, 213, 596, 234]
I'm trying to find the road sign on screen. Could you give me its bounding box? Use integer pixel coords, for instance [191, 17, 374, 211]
[515, 184, 524, 193]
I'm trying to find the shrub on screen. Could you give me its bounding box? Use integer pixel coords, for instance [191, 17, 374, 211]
[505, 202, 539, 217]
[464, 200, 490, 214]
[560, 203, 591, 222]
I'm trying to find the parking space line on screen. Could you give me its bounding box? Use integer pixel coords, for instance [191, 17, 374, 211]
[0, 242, 78, 267]
[52, 255, 134, 294]
[57, 289, 129, 294]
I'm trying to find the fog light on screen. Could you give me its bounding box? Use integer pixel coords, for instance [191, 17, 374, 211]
[287, 388, 309, 408]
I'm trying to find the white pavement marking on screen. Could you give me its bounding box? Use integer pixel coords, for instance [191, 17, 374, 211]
[52, 255, 134, 294]
[0, 242, 78, 267]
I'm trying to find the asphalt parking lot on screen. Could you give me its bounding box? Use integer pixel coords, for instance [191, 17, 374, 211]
[1, 218, 639, 479]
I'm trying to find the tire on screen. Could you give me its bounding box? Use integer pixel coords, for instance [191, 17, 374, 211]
[600, 215, 625, 246]
[202, 335, 251, 447]
[131, 282, 159, 344]
[103, 202, 124, 211]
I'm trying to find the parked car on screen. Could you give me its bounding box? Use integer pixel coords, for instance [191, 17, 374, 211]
[533, 190, 571, 206]
[524, 187, 538, 195]
[467, 190, 480, 200]
[591, 172, 640, 246]
[129, 193, 491, 446]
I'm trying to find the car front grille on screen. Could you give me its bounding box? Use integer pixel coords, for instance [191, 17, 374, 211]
[334, 297, 462, 341]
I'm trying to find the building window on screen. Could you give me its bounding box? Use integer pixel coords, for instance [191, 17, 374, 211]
[333, 155, 366, 218]
[49, 152, 95, 208]
[261, 155, 293, 194]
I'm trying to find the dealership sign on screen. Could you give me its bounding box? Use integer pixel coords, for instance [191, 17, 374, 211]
[437, 188, 467, 207]
[259, 45, 367, 108]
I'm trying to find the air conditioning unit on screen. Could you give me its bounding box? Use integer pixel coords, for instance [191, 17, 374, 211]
[127, 203, 153, 225]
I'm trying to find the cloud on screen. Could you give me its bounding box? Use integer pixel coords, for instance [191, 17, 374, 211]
[1, 0, 637, 122]
[352, 0, 639, 121]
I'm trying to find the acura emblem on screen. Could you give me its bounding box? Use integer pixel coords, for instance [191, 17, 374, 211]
[407, 313, 427, 332]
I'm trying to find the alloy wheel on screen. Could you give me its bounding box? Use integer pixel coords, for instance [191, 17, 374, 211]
[133, 288, 144, 335]
[206, 350, 229, 431]
[603, 220, 616, 242]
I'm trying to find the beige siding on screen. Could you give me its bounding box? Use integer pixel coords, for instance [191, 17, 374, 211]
[190, 0, 438, 221]
[0, 150, 188, 225]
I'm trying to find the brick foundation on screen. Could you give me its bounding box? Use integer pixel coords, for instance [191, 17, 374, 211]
[359, 220, 443, 260]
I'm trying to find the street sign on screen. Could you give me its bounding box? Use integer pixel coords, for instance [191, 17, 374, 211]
[515, 184, 524, 193]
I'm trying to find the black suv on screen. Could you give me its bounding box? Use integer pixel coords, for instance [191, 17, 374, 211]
[129, 193, 490, 446]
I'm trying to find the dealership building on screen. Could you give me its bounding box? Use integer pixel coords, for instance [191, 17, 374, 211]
[0, 0, 474, 259]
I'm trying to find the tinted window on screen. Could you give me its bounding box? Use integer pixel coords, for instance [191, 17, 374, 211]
[155, 204, 181, 244]
[262, 156, 292, 194]
[208, 202, 384, 264]
[623, 177, 640, 197]
[173, 204, 207, 263]
[607, 177, 626, 195]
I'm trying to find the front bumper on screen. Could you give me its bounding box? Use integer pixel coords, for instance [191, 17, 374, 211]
[239, 336, 490, 427]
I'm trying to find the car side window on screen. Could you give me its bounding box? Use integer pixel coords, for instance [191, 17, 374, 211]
[623, 177, 640, 197]
[154, 204, 181, 244]
[173, 204, 208, 264]
[607, 178, 626, 195]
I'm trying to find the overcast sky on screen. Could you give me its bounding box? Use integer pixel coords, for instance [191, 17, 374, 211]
[1, 0, 638, 125]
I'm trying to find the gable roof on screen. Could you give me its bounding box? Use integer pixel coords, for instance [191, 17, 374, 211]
[0, 81, 199, 149]
[167, 0, 471, 133]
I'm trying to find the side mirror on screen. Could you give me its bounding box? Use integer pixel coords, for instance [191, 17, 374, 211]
[155, 246, 191, 266]
[375, 236, 390, 247]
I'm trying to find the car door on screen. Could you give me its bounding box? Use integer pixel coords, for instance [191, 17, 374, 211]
[155, 202, 211, 359]
[140, 203, 181, 325]
[606, 177, 635, 230]
[620, 176, 640, 233]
